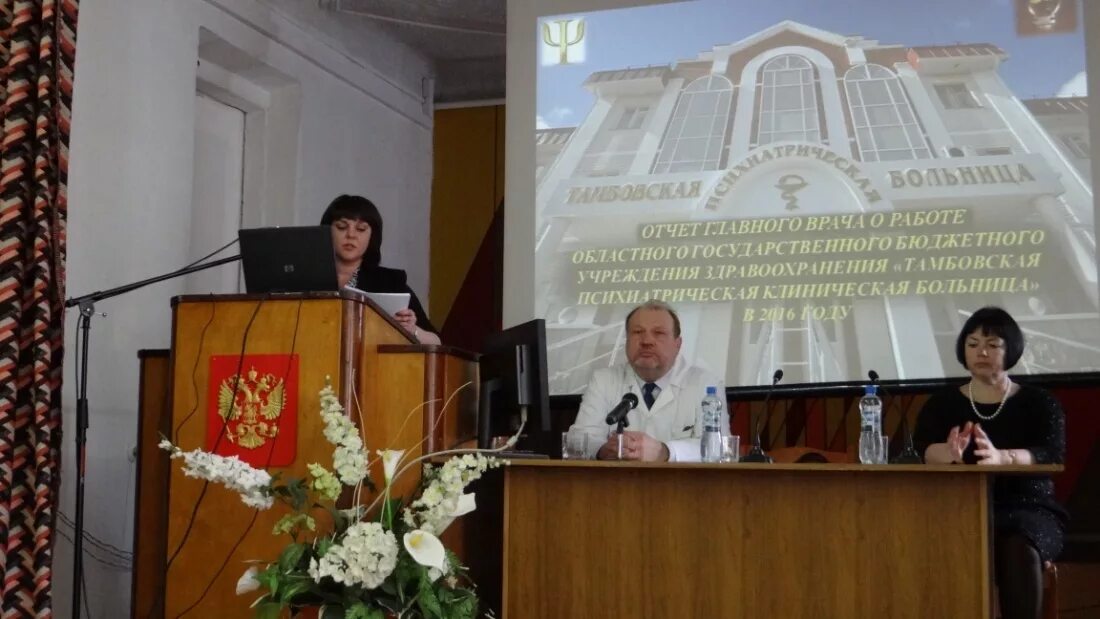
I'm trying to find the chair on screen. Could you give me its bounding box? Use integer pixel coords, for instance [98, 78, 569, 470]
[1041, 561, 1058, 619]
[767, 446, 852, 464]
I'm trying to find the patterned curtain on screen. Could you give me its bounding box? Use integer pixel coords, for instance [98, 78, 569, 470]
[0, 0, 78, 616]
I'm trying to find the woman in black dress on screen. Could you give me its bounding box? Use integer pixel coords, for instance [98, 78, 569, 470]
[914, 306, 1066, 619]
[321, 194, 441, 345]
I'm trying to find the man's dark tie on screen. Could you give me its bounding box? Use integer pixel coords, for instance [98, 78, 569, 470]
[643, 382, 657, 409]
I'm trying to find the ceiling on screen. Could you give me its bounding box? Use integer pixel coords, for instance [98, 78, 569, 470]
[325, 0, 507, 103]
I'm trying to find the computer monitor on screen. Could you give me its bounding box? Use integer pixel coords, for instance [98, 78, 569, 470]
[239, 226, 338, 293]
[477, 319, 553, 455]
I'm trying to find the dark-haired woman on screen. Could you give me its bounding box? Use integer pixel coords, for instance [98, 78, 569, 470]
[914, 306, 1066, 619]
[322, 194, 441, 345]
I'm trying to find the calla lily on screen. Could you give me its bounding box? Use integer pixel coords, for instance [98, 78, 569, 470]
[379, 449, 405, 486]
[403, 529, 446, 570]
[433, 493, 478, 535]
[235, 566, 260, 595]
[453, 493, 477, 518]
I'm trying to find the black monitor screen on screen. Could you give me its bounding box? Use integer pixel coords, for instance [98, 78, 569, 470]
[478, 319, 552, 454]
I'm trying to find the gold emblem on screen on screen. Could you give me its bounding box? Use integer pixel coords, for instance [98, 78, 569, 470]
[775, 174, 808, 211]
[217, 367, 286, 449]
[542, 19, 585, 65]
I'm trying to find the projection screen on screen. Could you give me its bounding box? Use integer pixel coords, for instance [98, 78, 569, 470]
[505, 0, 1099, 393]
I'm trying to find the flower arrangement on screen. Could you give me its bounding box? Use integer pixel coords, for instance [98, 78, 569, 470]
[160, 380, 504, 619]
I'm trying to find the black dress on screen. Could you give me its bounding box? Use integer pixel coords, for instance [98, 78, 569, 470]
[913, 384, 1067, 562]
[349, 265, 438, 335]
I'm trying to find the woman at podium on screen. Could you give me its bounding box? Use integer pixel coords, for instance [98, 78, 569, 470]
[322, 194, 441, 345]
[914, 306, 1065, 619]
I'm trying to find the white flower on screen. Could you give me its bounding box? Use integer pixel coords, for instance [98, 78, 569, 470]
[402, 454, 500, 534]
[431, 493, 477, 536]
[403, 529, 445, 570]
[308, 522, 397, 590]
[379, 449, 404, 486]
[236, 566, 261, 595]
[318, 381, 370, 485]
[160, 440, 273, 510]
[333, 443, 369, 486]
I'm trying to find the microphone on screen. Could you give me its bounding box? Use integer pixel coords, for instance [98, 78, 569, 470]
[742, 369, 783, 463]
[605, 393, 639, 427]
[867, 370, 922, 464]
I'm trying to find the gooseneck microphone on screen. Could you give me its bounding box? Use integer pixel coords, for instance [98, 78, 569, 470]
[868, 370, 922, 464]
[742, 369, 783, 463]
[605, 392, 639, 426]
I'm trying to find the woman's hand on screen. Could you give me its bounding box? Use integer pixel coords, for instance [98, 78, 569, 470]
[946, 421, 975, 463]
[393, 308, 418, 335]
[974, 424, 1008, 465]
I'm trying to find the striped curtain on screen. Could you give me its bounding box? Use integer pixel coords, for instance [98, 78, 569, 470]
[0, 0, 78, 616]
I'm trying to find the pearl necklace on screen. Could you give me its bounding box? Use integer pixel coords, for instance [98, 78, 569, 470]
[968, 379, 1011, 421]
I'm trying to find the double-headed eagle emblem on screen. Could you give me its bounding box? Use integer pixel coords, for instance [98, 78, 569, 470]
[217, 367, 287, 449]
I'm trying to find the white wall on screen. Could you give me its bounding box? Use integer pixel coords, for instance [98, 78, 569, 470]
[59, 0, 434, 616]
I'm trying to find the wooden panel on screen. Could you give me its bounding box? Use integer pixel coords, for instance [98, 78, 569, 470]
[430, 105, 503, 324]
[131, 350, 171, 619]
[373, 346, 480, 499]
[371, 350, 431, 502]
[165, 297, 347, 616]
[501, 462, 995, 619]
[436, 353, 478, 451]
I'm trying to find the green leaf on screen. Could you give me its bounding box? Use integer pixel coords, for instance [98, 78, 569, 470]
[448, 591, 477, 619]
[278, 579, 313, 604]
[286, 478, 310, 512]
[316, 536, 334, 558]
[254, 601, 283, 619]
[394, 560, 418, 595]
[320, 605, 346, 619]
[417, 571, 444, 619]
[380, 497, 403, 531]
[278, 543, 307, 573]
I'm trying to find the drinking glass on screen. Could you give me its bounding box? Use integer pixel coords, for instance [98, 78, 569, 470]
[720, 435, 741, 463]
[561, 428, 589, 459]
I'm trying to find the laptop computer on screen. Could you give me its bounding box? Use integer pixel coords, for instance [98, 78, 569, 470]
[239, 226, 339, 293]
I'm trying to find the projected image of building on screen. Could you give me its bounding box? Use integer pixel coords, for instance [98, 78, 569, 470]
[535, 21, 1095, 391]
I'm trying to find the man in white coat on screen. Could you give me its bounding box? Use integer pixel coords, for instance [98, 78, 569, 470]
[570, 300, 726, 462]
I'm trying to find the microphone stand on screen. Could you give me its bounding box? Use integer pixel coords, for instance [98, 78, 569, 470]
[614, 416, 629, 460]
[869, 373, 922, 464]
[742, 376, 781, 463]
[888, 387, 923, 464]
[64, 254, 240, 617]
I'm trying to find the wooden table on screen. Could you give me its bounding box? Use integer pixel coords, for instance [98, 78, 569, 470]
[496, 461, 1060, 619]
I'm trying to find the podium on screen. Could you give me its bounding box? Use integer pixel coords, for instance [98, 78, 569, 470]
[131, 291, 478, 618]
[491, 460, 1061, 619]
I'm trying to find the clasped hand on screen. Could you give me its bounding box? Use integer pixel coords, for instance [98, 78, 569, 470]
[598, 431, 668, 461]
[946, 422, 1007, 465]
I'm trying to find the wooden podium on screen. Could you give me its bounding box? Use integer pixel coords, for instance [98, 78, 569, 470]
[131, 291, 478, 618]
[492, 460, 1060, 619]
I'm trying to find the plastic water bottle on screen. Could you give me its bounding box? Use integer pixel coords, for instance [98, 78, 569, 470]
[700, 386, 724, 463]
[858, 385, 883, 464]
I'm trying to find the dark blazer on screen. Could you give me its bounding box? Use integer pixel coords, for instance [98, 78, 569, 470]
[354, 265, 438, 335]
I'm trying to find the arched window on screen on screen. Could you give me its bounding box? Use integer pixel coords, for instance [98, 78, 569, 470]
[754, 55, 824, 147]
[844, 64, 932, 162]
[651, 74, 734, 174]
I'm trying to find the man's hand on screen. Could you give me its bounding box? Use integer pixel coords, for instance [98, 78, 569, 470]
[619, 431, 669, 461]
